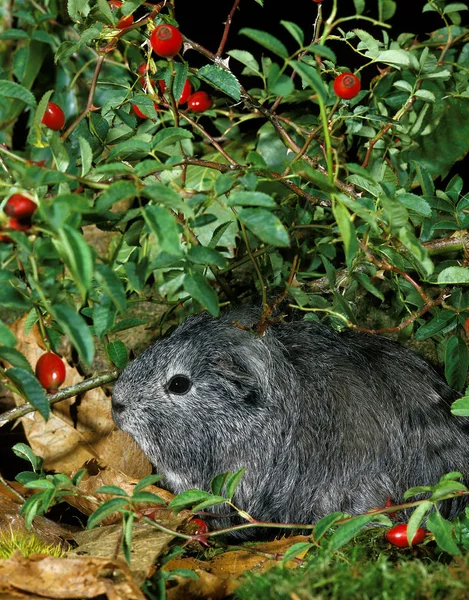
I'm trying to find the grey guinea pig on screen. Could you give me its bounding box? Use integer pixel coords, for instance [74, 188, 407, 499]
[112, 306, 469, 539]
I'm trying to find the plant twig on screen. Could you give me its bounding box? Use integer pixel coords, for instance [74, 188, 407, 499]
[0, 370, 119, 427]
[216, 0, 241, 57]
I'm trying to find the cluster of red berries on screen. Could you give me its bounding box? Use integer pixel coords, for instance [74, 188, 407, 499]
[35, 352, 66, 393]
[133, 24, 213, 118]
[0, 193, 37, 241]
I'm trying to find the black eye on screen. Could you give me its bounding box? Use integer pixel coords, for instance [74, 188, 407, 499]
[167, 375, 192, 395]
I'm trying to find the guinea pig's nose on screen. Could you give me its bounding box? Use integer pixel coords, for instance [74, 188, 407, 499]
[111, 398, 126, 414]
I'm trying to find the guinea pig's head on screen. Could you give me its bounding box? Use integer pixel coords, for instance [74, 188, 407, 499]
[111, 308, 276, 477]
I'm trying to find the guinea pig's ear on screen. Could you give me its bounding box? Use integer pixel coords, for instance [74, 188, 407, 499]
[215, 356, 263, 407]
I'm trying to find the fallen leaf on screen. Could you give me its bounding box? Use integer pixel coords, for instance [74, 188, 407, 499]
[0, 553, 146, 599]
[164, 535, 311, 598]
[71, 517, 183, 585]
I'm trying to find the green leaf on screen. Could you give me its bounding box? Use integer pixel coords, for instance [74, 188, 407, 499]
[280, 21, 304, 46]
[398, 227, 433, 276]
[49, 133, 70, 172]
[374, 50, 410, 67]
[238, 208, 290, 247]
[107, 138, 151, 161]
[143, 183, 194, 217]
[131, 492, 167, 504]
[313, 512, 346, 541]
[133, 474, 163, 493]
[168, 490, 226, 514]
[0, 80, 36, 107]
[0, 320, 17, 346]
[183, 273, 219, 317]
[6, 368, 49, 421]
[187, 246, 228, 268]
[225, 468, 247, 500]
[96, 181, 137, 211]
[152, 127, 193, 153]
[328, 515, 376, 552]
[87, 497, 129, 529]
[443, 3, 468, 14]
[445, 335, 469, 391]
[0, 284, 31, 311]
[226, 191, 276, 208]
[415, 311, 456, 341]
[95, 264, 127, 313]
[197, 65, 241, 101]
[303, 44, 337, 62]
[239, 28, 288, 58]
[78, 136, 93, 176]
[12, 443, 42, 471]
[451, 396, 469, 417]
[94, 485, 129, 496]
[332, 199, 358, 270]
[281, 542, 314, 565]
[210, 472, 229, 496]
[396, 192, 432, 217]
[407, 500, 432, 545]
[430, 481, 468, 501]
[53, 304, 94, 365]
[427, 511, 461, 555]
[53, 225, 95, 301]
[107, 340, 128, 369]
[438, 266, 469, 284]
[0, 347, 33, 373]
[227, 50, 261, 76]
[290, 60, 327, 102]
[143, 205, 182, 257]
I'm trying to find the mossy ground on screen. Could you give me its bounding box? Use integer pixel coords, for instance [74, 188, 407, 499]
[234, 530, 469, 600]
[0, 530, 65, 559]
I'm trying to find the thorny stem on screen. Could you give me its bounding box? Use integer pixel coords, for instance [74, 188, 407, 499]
[0, 146, 109, 190]
[0, 370, 119, 427]
[216, 0, 241, 57]
[361, 243, 432, 306]
[180, 112, 238, 165]
[361, 83, 421, 168]
[61, 56, 105, 142]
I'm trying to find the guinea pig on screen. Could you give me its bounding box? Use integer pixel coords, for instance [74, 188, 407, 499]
[112, 306, 469, 539]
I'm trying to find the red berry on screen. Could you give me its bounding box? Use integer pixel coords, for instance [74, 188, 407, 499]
[150, 24, 183, 59]
[158, 79, 192, 104]
[108, 1, 133, 29]
[4, 194, 37, 220]
[191, 518, 209, 535]
[333, 72, 361, 100]
[35, 352, 66, 393]
[117, 14, 134, 29]
[385, 523, 426, 547]
[132, 103, 158, 119]
[42, 102, 65, 131]
[8, 217, 31, 232]
[313, 0, 324, 3]
[187, 91, 212, 113]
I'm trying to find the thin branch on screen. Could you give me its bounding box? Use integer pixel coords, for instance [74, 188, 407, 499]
[216, 0, 241, 57]
[61, 56, 105, 142]
[0, 370, 119, 427]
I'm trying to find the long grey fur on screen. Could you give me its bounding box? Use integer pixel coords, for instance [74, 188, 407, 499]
[112, 306, 469, 539]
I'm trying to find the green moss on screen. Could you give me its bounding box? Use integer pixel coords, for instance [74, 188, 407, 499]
[0, 530, 66, 559]
[235, 533, 469, 600]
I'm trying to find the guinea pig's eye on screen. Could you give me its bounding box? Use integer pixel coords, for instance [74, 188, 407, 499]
[167, 374, 192, 395]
